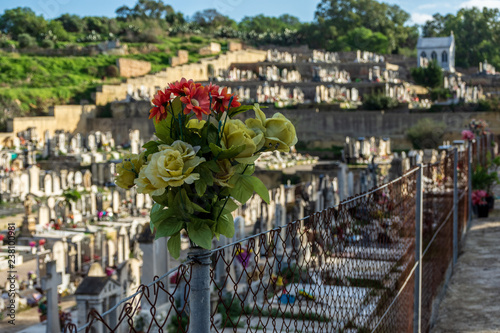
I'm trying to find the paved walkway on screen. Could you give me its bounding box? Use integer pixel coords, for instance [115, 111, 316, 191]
[432, 200, 500, 332]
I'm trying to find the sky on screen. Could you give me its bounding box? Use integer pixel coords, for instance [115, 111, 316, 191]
[0, 0, 498, 25]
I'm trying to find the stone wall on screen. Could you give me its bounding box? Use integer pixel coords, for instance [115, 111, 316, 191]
[117, 58, 152, 78]
[199, 42, 221, 55]
[6, 105, 96, 141]
[170, 50, 189, 67]
[87, 105, 500, 149]
[94, 49, 267, 105]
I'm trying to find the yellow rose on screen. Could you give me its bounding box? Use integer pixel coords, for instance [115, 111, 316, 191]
[115, 152, 145, 189]
[264, 113, 298, 152]
[222, 119, 259, 163]
[134, 141, 205, 195]
[214, 159, 236, 187]
[245, 105, 266, 151]
[135, 164, 159, 194]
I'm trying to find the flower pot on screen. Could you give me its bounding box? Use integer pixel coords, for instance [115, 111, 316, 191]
[476, 204, 489, 218]
[486, 195, 495, 211]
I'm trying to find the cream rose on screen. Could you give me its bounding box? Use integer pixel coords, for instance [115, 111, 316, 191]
[134, 141, 205, 195]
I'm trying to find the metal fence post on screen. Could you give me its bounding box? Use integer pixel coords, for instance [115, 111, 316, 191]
[414, 165, 423, 333]
[453, 148, 458, 265]
[476, 138, 480, 166]
[468, 140, 473, 226]
[189, 247, 211, 333]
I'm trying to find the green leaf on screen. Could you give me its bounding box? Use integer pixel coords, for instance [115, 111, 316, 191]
[216, 213, 235, 238]
[198, 163, 214, 186]
[187, 222, 213, 250]
[180, 189, 194, 214]
[209, 143, 246, 160]
[167, 233, 181, 259]
[150, 203, 175, 227]
[222, 197, 239, 214]
[228, 174, 270, 204]
[152, 191, 169, 206]
[205, 160, 221, 173]
[143, 140, 160, 158]
[228, 174, 255, 204]
[195, 178, 207, 197]
[235, 163, 255, 175]
[248, 176, 270, 204]
[192, 202, 209, 213]
[228, 105, 254, 118]
[170, 96, 183, 116]
[155, 217, 184, 238]
[201, 122, 218, 147]
[154, 116, 172, 142]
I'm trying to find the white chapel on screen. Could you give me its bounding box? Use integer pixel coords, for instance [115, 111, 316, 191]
[416, 32, 455, 72]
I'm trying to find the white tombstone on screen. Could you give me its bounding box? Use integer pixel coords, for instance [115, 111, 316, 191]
[52, 241, 66, 273]
[44, 174, 52, 196]
[53, 175, 61, 194]
[107, 240, 116, 267]
[112, 191, 120, 214]
[74, 171, 83, 186]
[38, 205, 50, 226]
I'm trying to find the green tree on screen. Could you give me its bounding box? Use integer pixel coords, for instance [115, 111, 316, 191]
[56, 14, 85, 33]
[406, 118, 447, 149]
[192, 9, 236, 30]
[18, 33, 37, 48]
[422, 7, 500, 68]
[314, 0, 418, 53]
[116, 0, 174, 20]
[338, 27, 389, 53]
[0, 7, 47, 39]
[238, 14, 302, 34]
[410, 60, 443, 89]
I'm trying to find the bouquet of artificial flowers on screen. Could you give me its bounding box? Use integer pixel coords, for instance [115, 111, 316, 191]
[115, 78, 297, 258]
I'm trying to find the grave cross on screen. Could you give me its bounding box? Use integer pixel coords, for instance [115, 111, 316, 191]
[41, 261, 62, 333]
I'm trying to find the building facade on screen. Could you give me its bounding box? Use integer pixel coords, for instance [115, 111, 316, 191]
[417, 33, 455, 73]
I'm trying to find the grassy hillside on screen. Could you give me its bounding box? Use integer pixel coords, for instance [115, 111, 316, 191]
[0, 36, 230, 115]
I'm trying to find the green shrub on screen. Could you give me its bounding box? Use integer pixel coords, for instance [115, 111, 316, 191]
[189, 35, 204, 44]
[410, 60, 443, 89]
[18, 33, 37, 48]
[0, 35, 11, 48]
[476, 99, 491, 111]
[362, 93, 399, 110]
[430, 88, 451, 101]
[40, 39, 54, 49]
[406, 118, 447, 149]
[86, 66, 99, 76]
[105, 65, 119, 77]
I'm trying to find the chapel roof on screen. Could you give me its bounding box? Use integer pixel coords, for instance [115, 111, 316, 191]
[417, 35, 454, 49]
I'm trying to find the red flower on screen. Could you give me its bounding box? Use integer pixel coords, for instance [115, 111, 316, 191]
[180, 83, 211, 120]
[211, 87, 240, 113]
[166, 78, 201, 97]
[149, 89, 171, 123]
[206, 82, 220, 97]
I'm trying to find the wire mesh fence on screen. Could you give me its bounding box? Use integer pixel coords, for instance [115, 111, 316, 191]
[65, 146, 475, 333]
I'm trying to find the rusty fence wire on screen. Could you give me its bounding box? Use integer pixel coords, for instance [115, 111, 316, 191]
[65, 147, 474, 333]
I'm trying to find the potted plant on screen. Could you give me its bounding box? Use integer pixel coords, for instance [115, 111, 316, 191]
[472, 190, 489, 218]
[472, 164, 498, 211]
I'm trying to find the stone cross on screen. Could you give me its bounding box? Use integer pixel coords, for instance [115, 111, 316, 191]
[41, 261, 62, 333]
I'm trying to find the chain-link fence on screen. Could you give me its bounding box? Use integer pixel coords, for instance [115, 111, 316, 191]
[65, 146, 474, 333]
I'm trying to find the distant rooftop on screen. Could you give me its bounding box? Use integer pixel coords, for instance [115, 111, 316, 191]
[417, 34, 454, 49]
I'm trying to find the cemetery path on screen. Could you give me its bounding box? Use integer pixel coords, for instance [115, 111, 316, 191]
[432, 195, 500, 332]
[0, 295, 75, 333]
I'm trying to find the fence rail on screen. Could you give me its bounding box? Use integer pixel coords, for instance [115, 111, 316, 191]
[65, 144, 474, 333]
